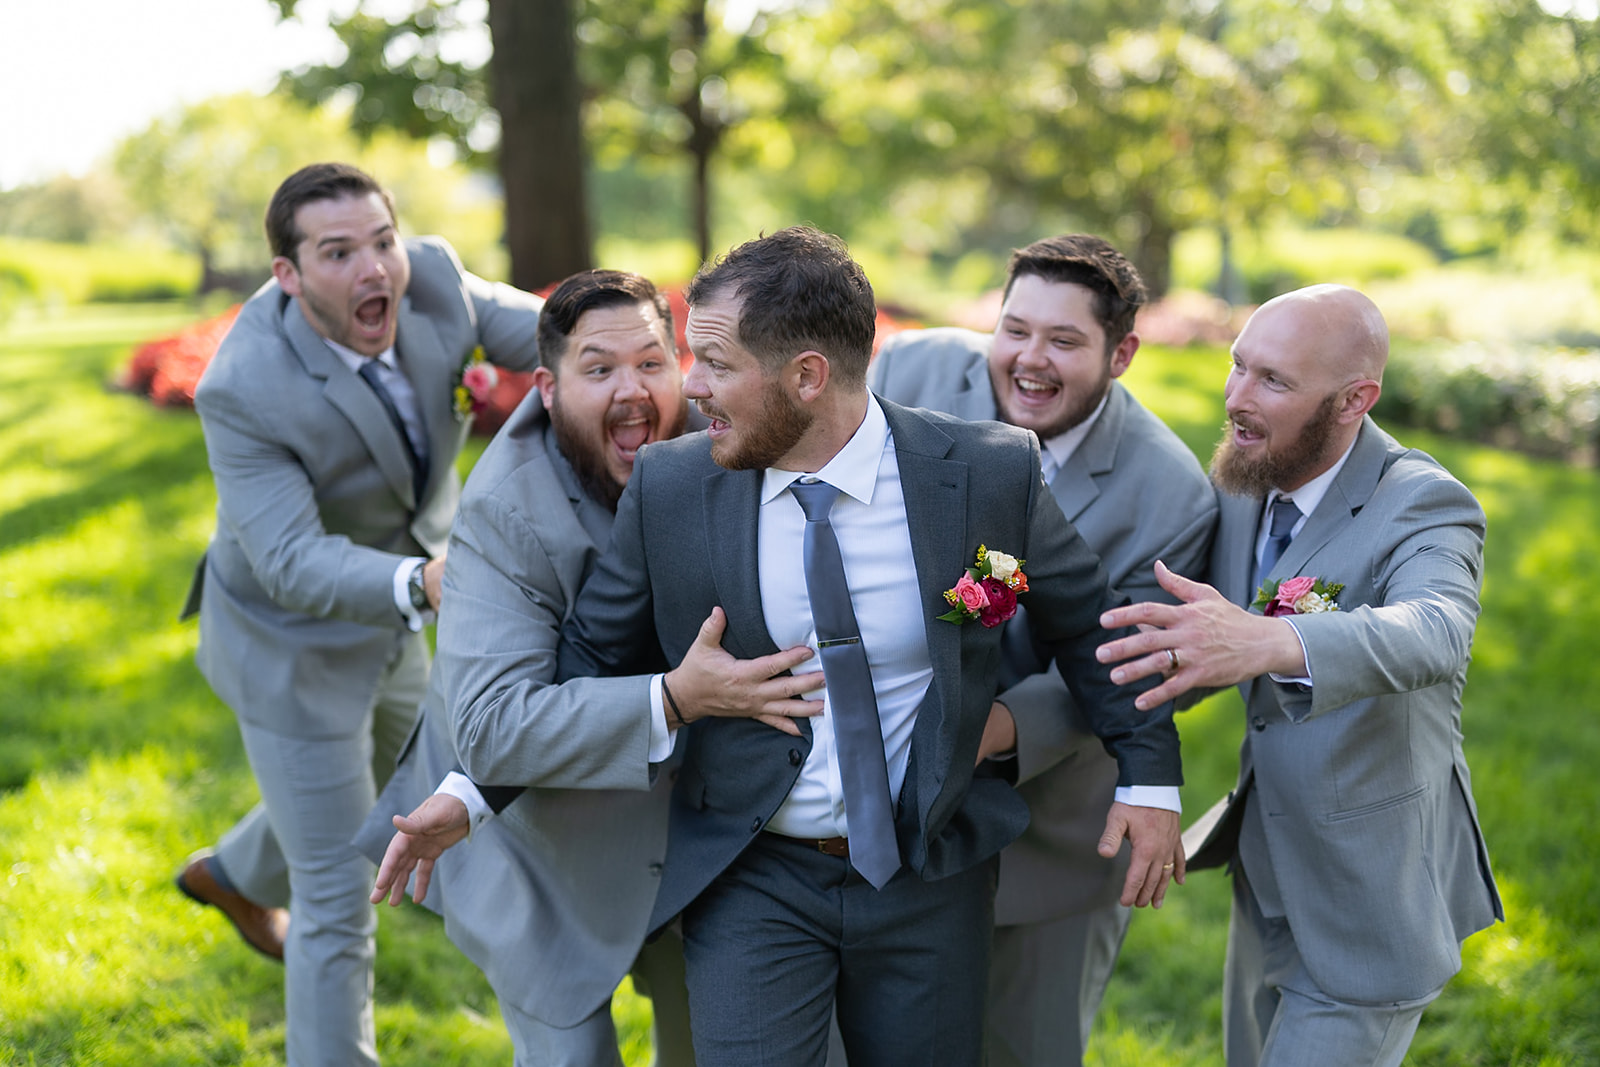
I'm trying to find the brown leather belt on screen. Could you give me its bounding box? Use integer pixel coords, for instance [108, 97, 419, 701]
[772, 833, 849, 858]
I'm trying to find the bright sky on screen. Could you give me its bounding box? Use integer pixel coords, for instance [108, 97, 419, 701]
[0, 0, 489, 190]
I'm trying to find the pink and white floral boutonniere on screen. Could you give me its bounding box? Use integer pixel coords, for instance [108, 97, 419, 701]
[453, 347, 499, 420]
[938, 545, 1029, 628]
[1252, 575, 1344, 617]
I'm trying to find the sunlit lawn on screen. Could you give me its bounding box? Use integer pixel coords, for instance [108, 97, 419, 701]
[2, 305, 1596, 1063]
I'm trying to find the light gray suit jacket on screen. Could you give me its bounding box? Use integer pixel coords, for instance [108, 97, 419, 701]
[870, 327, 1217, 925]
[1190, 417, 1503, 1003]
[189, 237, 541, 739]
[356, 394, 680, 1027]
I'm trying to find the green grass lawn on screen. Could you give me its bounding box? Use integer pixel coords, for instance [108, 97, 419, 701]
[2, 306, 1597, 1064]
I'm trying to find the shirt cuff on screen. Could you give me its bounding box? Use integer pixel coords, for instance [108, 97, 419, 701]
[393, 556, 430, 633]
[1268, 618, 1314, 687]
[1115, 785, 1182, 814]
[436, 771, 493, 839]
[648, 674, 678, 763]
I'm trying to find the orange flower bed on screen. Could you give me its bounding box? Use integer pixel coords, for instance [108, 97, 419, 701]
[119, 290, 916, 436]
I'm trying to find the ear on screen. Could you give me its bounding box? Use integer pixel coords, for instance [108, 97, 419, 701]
[1108, 332, 1140, 379]
[790, 350, 831, 403]
[1339, 379, 1382, 424]
[532, 365, 557, 410]
[271, 256, 302, 298]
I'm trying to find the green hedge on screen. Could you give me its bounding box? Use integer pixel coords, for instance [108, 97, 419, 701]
[1378, 342, 1600, 465]
[0, 237, 199, 305]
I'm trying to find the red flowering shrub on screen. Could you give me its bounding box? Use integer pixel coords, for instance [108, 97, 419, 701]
[120, 289, 917, 435]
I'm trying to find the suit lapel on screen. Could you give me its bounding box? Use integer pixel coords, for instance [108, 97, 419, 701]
[284, 300, 417, 507]
[1050, 383, 1127, 522]
[395, 299, 459, 503]
[881, 402, 965, 778]
[1268, 418, 1391, 584]
[949, 359, 1001, 423]
[702, 466, 781, 660]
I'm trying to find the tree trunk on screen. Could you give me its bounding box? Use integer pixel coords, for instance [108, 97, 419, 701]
[487, 0, 592, 290]
[679, 0, 719, 266]
[1130, 196, 1175, 300]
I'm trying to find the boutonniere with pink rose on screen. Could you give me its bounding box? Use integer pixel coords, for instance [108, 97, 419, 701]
[938, 545, 1029, 628]
[453, 346, 499, 420]
[1252, 575, 1344, 617]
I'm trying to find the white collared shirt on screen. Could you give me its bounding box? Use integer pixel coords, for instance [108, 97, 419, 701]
[1037, 389, 1111, 484]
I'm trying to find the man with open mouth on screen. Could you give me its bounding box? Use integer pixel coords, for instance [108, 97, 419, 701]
[174, 162, 544, 1066]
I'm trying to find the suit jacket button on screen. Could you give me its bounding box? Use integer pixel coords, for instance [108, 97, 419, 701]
[750, 817, 762, 833]
[788, 748, 802, 766]
[648, 862, 663, 875]
[1251, 716, 1267, 732]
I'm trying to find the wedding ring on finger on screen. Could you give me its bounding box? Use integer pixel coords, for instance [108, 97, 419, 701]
[1165, 648, 1181, 672]
[1162, 863, 1175, 871]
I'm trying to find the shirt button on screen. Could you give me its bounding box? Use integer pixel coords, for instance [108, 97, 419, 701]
[750, 817, 762, 833]
[788, 748, 802, 766]
[1252, 717, 1267, 732]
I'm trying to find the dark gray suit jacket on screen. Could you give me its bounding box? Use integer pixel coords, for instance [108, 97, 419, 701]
[871, 327, 1217, 924]
[557, 398, 1182, 933]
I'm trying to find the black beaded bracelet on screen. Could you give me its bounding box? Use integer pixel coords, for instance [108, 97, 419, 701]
[661, 674, 689, 728]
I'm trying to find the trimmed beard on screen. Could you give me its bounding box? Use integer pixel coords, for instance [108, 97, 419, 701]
[1210, 391, 1342, 497]
[703, 376, 812, 472]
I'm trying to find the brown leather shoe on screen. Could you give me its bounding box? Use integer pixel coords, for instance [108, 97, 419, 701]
[175, 851, 289, 962]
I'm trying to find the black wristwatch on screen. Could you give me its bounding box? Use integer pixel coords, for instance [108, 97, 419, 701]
[407, 562, 430, 612]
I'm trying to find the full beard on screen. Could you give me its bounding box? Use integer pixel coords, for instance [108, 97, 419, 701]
[703, 380, 812, 472]
[549, 395, 643, 513]
[1210, 392, 1341, 497]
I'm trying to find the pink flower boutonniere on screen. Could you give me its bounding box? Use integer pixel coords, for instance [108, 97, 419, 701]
[1252, 575, 1345, 617]
[938, 545, 1029, 628]
[453, 347, 499, 420]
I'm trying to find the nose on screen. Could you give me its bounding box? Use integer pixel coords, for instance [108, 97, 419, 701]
[682, 359, 709, 400]
[612, 365, 650, 401]
[355, 246, 388, 282]
[1014, 335, 1051, 369]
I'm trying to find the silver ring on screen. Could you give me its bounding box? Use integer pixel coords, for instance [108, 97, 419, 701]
[1165, 648, 1181, 672]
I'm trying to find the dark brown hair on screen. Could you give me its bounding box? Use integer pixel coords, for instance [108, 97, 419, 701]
[686, 226, 876, 387]
[265, 162, 396, 265]
[536, 269, 674, 374]
[1004, 234, 1147, 351]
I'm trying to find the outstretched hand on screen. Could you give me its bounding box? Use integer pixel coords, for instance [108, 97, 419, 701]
[370, 793, 470, 907]
[1098, 801, 1184, 908]
[664, 607, 825, 736]
[1095, 561, 1307, 710]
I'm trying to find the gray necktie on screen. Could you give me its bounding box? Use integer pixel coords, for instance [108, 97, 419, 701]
[357, 359, 430, 504]
[789, 479, 900, 888]
[1254, 497, 1303, 590]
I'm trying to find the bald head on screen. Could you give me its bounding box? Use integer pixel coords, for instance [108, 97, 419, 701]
[1214, 284, 1388, 495]
[1247, 284, 1389, 387]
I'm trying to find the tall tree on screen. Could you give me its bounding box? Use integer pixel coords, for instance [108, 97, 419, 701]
[271, 0, 592, 287]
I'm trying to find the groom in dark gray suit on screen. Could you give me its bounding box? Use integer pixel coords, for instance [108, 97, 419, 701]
[556, 227, 1186, 1066]
[176, 163, 543, 1066]
[1098, 285, 1502, 1066]
[869, 234, 1216, 1066]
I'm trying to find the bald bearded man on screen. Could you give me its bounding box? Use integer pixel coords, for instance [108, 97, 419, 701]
[1096, 285, 1502, 1067]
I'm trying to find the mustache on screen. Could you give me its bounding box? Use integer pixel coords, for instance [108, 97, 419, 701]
[606, 400, 658, 428]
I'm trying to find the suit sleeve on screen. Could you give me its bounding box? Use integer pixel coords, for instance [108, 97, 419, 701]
[556, 455, 670, 682]
[1279, 471, 1484, 722]
[466, 270, 543, 373]
[1020, 474, 1184, 787]
[196, 379, 410, 628]
[1006, 494, 1215, 783]
[444, 482, 655, 792]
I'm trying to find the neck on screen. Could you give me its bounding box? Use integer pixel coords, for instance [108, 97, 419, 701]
[778, 387, 871, 473]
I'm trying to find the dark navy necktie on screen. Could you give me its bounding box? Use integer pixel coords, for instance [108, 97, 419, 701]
[789, 479, 900, 888]
[357, 359, 429, 505]
[1254, 497, 1303, 591]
